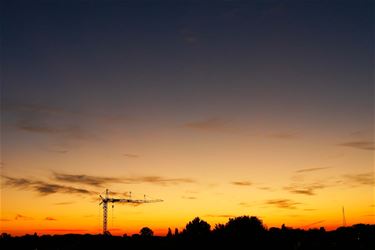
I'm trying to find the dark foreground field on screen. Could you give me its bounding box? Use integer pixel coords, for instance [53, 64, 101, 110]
[1, 217, 374, 250]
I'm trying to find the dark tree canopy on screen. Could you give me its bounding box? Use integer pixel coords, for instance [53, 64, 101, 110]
[140, 227, 153, 237]
[183, 217, 211, 238]
[225, 216, 265, 236]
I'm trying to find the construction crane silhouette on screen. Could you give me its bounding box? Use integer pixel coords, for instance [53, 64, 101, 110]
[99, 189, 163, 234]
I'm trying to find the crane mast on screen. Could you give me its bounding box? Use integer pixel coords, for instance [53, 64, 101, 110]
[99, 189, 163, 234]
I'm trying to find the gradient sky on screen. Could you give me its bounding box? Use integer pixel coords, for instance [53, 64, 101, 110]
[1, 0, 374, 236]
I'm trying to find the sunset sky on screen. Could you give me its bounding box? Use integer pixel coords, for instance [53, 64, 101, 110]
[1, 0, 374, 236]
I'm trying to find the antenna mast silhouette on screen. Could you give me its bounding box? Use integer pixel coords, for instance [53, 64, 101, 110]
[342, 206, 346, 227]
[99, 189, 163, 234]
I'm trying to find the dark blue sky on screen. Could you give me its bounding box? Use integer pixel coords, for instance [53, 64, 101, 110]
[2, 0, 374, 130]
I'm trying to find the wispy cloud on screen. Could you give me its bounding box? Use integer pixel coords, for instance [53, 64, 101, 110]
[181, 196, 197, 200]
[257, 186, 273, 191]
[3, 102, 79, 116]
[204, 214, 235, 218]
[343, 172, 374, 186]
[53, 172, 196, 187]
[180, 28, 199, 44]
[47, 149, 68, 154]
[4, 172, 196, 198]
[238, 202, 253, 207]
[231, 181, 252, 186]
[15, 214, 33, 220]
[134, 176, 195, 186]
[339, 141, 374, 150]
[123, 153, 139, 158]
[45, 217, 57, 221]
[183, 118, 229, 132]
[53, 201, 74, 205]
[296, 167, 330, 173]
[269, 132, 298, 139]
[53, 172, 122, 187]
[265, 199, 300, 209]
[4, 176, 94, 196]
[16, 120, 94, 141]
[284, 183, 326, 196]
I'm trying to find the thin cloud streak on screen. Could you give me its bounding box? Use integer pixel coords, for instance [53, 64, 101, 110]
[123, 153, 139, 158]
[53, 172, 122, 187]
[296, 167, 330, 173]
[284, 183, 326, 196]
[204, 214, 235, 218]
[183, 118, 229, 132]
[181, 196, 197, 200]
[343, 172, 374, 186]
[4, 176, 95, 196]
[15, 214, 33, 220]
[339, 141, 374, 150]
[231, 181, 252, 186]
[45, 217, 57, 221]
[16, 120, 94, 141]
[53, 202, 74, 205]
[265, 199, 300, 209]
[53, 172, 195, 186]
[269, 132, 298, 139]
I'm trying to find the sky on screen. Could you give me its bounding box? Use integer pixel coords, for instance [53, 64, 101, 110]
[1, 0, 374, 236]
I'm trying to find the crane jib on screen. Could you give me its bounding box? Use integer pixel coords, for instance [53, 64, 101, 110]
[99, 189, 163, 234]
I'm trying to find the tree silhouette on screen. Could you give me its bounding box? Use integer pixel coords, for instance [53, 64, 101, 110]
[140, 227, 153, 237]
[183, 217, 210, 238]
[166, 228, 172, 238]
[224, 216, 265, 239]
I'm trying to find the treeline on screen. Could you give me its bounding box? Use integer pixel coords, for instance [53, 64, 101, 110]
[1, 216, 374, 250]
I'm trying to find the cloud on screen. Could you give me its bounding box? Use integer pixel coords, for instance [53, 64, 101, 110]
[16, 121, 94, 141]
[134, 176, 195, 186]
[265, 199, 300, 209]
[284, 183, 326, 196]
[3, 102, 79, 116]
[53, 172, 122, 187]
[231, 181, 252, 186]
[53, 172, 195, 187]
[183, 118, 229, 132]
[339, 141, 374, 150]
[269, 132, 298, 139]
[257, 186, 273, 191]
[343, 172, 374, 186]
[15, 214, 33, 220]
[17, 122, 63, 134]
[4, 176, 94, 196]
[3, 101, 96, 142]
[204, 214, 235, 218]
[53, 201, 74, 205]
[47, 149, 68, 154]
[296, 167, 330, 173]
[238, 202, 252, 207]
[180, 29, 199, 44]
[4, 173, 195, 198]
[181, 196, 197, 200]
[123, 153, 139, 158]
[45, 217, 57, 221]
